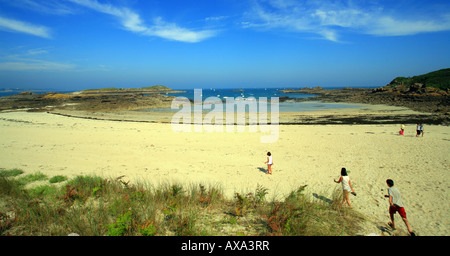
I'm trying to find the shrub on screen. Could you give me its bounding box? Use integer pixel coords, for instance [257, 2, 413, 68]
[107, 212, 133, 236]
[17, 172, 47, 185]
[138, 220, 157, 236]
[49, 175, 68, 184]
[28, 185, 58, 198]
[0, 169, 24, 177]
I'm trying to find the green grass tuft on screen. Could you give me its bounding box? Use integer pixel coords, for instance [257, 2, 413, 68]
[49, 175, 68, 184]
[0, 168, 24, 177]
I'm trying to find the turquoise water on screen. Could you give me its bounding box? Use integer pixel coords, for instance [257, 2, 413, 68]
[143, 88, 362, 112]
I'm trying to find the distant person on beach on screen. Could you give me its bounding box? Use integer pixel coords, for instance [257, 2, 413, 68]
[334, 168, 356, 207]
[384, 179, 416, 236]
[400, 123, 405, 135]
[416, 123, 424, 137]
[265, 152, 273, 175]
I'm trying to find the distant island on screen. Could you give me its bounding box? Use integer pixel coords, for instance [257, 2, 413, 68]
[0, 88, 51, 93]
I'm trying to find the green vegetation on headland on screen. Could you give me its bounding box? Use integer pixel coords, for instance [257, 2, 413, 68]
[386, 68, 450, 91]
[0, 169, 364, 236]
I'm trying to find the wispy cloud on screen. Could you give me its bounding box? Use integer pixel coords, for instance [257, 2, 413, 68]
[243, 0, 450, 42]
[0, 15, 51, 38]
[26, 48, 49, 55]
[367, 16, 450, 36]
[145, 17, 217, 43]
[204, 16, 229, 22]
[67, 0, 146, 32]
[0, 47, 75, 71]
[0, 61, 75, 71]
[0, 0, 76, 16]
[68, 0, 217, 43]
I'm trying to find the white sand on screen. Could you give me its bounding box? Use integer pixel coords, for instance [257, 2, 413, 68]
[0, 109, 448, 236]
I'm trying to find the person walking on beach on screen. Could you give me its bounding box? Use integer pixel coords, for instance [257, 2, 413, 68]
[265, 152, 273, 175]
[384, 179, 416, 236]
[416, 124, 423, 137]
[334, 168, 356, 207]
[400, 123, 405, 135]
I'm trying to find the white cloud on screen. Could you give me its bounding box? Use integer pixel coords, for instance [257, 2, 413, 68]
[1, 0, 75, 16]
[0, 16, 51, 38]
[68, 0, 147, 32]
[244, 0, 450, 42]
[0, 47, 75, 71]
[318, 29, 339, 42]
[368, 16, 450, 36]
[26, 48, 49, 55]
[0, 61, 75, 71]
[204, 16, 229, 22]
[311, 9, 370, 28]
[146, 17, 217, 43]
[68, 0, 217, 43]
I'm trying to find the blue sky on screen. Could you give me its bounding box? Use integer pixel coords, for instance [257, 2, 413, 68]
[0, 0, 449, 90]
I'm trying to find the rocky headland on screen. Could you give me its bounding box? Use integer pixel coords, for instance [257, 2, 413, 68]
[283, 68, 450, 124]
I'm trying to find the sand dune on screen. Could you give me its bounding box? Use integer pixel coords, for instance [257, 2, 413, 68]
[0, 109, 448, 236]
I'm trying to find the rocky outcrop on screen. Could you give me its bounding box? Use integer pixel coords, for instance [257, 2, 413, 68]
[372, 82, 448, 96]
[282, 86, 449, 124]
[0, 92, 176, 112]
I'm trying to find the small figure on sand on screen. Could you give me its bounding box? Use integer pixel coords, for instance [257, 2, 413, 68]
[399, 123, 405, 135]
[264, 152, 273, 175]
[334, 167, 356, 207]
[384, 179, 416, 236]
[416, 123, 424, 137]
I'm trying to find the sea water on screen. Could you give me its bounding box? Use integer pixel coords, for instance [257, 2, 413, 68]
[144, 88, 362, 112]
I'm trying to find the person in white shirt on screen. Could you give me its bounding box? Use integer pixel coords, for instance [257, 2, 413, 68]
[334, 167, 356, 207]
[264, 152, 273, 175]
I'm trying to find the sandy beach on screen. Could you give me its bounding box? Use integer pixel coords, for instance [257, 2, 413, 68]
[0, 106, 448, 236]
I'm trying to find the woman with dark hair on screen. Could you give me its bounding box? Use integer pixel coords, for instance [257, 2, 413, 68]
[334, 168, 356, 207]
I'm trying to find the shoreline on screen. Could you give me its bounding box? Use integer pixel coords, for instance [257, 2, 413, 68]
[46, 101, 441, 126]
[1, 85, 447, 125]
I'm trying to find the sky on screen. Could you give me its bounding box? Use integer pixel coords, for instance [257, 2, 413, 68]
[0, 0, 449, 91]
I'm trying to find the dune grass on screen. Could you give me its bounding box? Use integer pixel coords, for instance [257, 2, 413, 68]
[0, 169, 365, 236]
